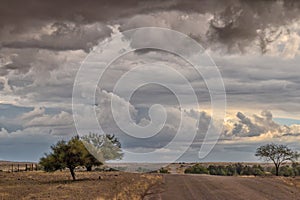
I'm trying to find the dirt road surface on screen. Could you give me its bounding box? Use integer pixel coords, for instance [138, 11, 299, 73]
[160, 174, 300, 200]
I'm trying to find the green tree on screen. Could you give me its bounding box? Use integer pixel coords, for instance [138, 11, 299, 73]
[81, 133, 123, 163]
[40, 134, 122, 180]
[77, 136, 102, 171]
[255, 143, 299, 176]
[40, 138, 84, 180]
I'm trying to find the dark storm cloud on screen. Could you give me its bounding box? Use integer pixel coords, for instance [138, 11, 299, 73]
[0, 0, 175, 27]
[1, 0, 300, 53]
[1, 22, 112, 53]
[205, 0, 300, 53]
[117, 0, 300, 53]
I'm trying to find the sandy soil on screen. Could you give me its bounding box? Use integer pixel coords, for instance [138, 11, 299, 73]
[161, 174, 300, 200]
[1, 162, 300, 200]
[0, 171, 162, 200]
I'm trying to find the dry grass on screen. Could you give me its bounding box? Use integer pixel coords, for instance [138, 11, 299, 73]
[0, 171, 162, 200]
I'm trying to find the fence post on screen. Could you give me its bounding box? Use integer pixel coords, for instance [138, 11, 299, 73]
[17, 164, 19, 172]
[11, 164, 13, 173]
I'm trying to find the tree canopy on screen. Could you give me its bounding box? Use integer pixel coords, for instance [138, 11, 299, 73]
[81, 133, 123, 163]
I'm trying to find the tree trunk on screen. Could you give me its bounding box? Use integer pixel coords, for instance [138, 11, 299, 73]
[69, 167, 76, 180]
[86, 165, 92, 171]
[275, 165, 279, 176]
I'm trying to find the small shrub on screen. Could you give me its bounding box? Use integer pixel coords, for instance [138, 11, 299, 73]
[185, 164, 208, 174]
[252, 165, 264, 176]
[279, 165, 295, 177]
[159, 168, 169, 174]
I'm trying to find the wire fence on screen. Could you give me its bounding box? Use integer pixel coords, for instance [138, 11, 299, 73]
[0, 162, 39, 172]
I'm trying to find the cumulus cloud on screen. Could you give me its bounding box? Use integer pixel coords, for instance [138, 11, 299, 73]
[223, 110, 300, 139]
[21, 107, 45, 120]
[0, 105, 74, 136]
[72, 88, 200, 154]
[23, 110, 73, 128]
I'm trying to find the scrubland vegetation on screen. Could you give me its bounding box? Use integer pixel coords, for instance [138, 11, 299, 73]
[184, 162, 300, 177]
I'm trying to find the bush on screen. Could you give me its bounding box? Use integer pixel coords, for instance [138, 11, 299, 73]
[185, 164, 208, 174]
[159, 168, 169, 174]
[184, 163, 299, 177]
[207, 165, 227, 176]
[225, 165, 236, 176]
[186, 163, 265, 176]
[241, 165, 253, 176]
[252, 165, 264, 176]
[234, 163, 243, 175]
[279, 165, 295, 177]
[292, 162, 300, 176]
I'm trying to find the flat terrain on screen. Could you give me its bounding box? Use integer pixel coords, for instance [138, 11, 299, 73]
[0, 171, 161, 200]
[161, 174, 300, 200]
[1, 162, 300, 200]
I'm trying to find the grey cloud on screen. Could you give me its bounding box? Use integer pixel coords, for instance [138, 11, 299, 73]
[0, 49, 38, 76]
[21, 107, 45, 120]
[282, 133, 300, 137]
[0, 49, 85, 108]
[94, 90, 180, 151]
[232, 112, 264, 137]
[0, 0, 172, 27]
[23, 111, 73, 128]
[2, 22, 111, 52]
[117, 0, 300, 54]
[0, 82, 4, 91]
[211, 54, 300, 112]
[0, 103, 74, 134]
[198, 0, 300, 54]
[1, 0, 300, 54]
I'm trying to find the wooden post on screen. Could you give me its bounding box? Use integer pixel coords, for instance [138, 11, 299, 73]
[17, 164, 19, 172]
[31, 163, 34, 171]
[36, 164, 38, 171]
[11, 164, 13, 173]
[25, 164, 27, 171]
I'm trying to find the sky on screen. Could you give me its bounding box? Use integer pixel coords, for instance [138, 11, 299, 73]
[0, 0, 300, 163]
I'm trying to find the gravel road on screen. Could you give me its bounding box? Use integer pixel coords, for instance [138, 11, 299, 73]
[160, 174, 300, 200]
